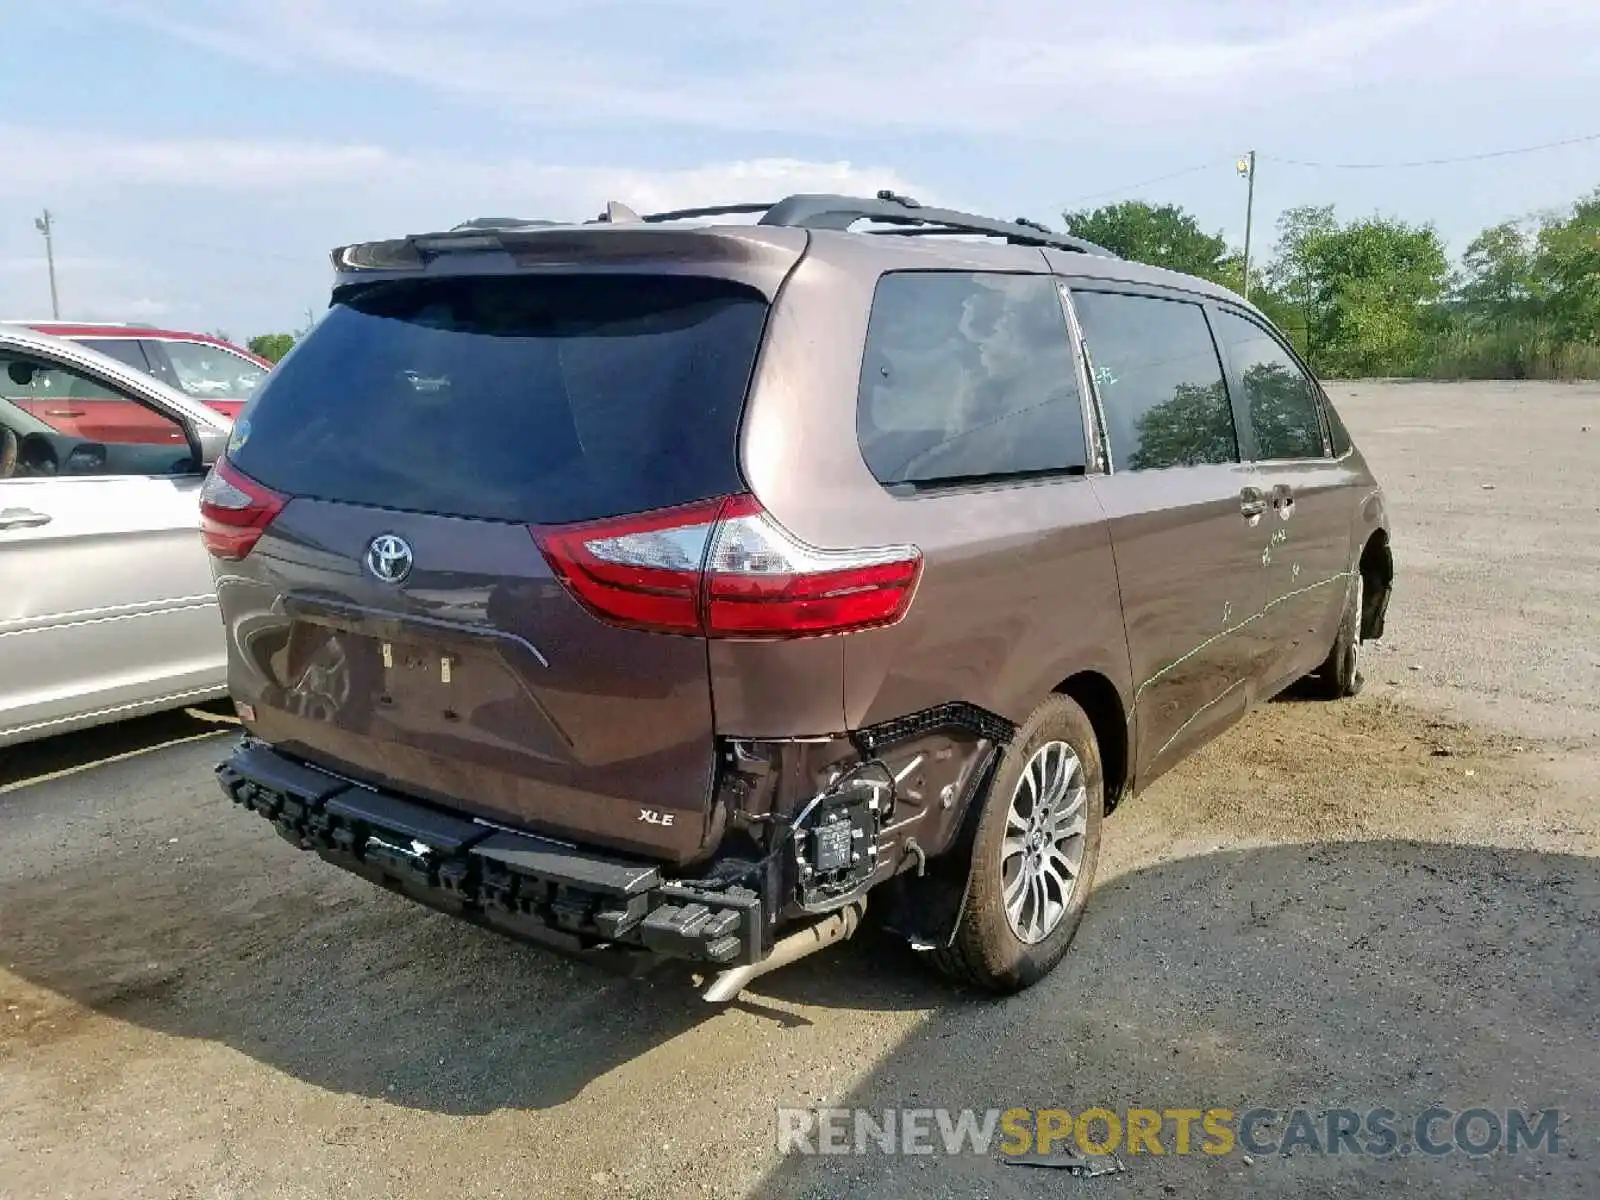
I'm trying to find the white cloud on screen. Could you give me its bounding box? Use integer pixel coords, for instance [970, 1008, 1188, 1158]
[0, 255, 121, 276]
[0, 127, 936, 328]
[102, 0, 1600, 134]
[452, 157, 941, 218]
[0, 248, 179, 324]
[0, 124, 395, 194]
[0, 122, 932, 215]
[77, 295, 175, 321]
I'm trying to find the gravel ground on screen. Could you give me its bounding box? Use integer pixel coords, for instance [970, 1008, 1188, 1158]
[1, 381, 1596, 1200]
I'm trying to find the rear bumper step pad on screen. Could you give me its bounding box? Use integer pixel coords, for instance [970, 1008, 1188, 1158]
[216, 741, 765, 967]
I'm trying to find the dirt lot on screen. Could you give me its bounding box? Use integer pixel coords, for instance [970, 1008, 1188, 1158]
[2, 381, 1597, 1199]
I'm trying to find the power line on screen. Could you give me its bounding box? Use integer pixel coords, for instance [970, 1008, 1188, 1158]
[1262, 131, 1600, 170]
[1058, 130, 1600, 214]
[1058, 162, 1220, 209]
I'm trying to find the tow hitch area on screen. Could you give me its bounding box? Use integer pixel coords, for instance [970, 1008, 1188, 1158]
[216, 741, 767, 967]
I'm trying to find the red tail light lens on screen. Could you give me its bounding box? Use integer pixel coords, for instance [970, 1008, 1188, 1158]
[532, 494, 921, 639]
[533, 498, 724, 635]
[199, 457, 286, 560]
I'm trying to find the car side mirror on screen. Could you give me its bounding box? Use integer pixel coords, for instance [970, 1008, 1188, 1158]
[193, 425, 230, 467]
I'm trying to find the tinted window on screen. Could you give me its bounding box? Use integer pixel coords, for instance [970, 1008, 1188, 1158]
[0, 351, 198, 477]
[856, 272, 1086, 488]
[158, 340, 267, 402]
[1212, 310, 1327, 461]
[78, 337, 151, 372]
[228, 274, 768, 524]
[1071, 291, 1238, 471]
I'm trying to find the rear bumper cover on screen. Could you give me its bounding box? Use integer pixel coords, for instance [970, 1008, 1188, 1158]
[216, 741, 768, 967]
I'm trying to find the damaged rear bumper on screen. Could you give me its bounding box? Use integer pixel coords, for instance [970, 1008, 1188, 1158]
[216, 741, 769, 967]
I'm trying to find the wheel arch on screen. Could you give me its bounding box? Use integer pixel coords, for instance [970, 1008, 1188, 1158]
[1359, 528, 1393, 641]
[1052, 669, 1130, 811]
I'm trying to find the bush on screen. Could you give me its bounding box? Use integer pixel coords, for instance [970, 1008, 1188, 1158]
[1411, 320, 1600, 381]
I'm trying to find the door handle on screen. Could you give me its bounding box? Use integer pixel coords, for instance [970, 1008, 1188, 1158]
[1271, 483, 1296, 517]
[1239, 486, 1267, 520]
[0, 507, 52, 530]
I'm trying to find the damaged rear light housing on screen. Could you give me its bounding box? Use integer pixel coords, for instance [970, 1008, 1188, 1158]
[532, 494, 922, 638]
[199, 457, 287, 560]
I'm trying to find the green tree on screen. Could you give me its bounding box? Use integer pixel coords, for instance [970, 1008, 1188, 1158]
[1061, 201, 1229, 279]
[248, 332, 297, 363]
[1127, 381, 1238, 470]
[1533, 189, 1600, 344]
[1457, 220, 1538, 321]
[1264, 208, 1448, 376]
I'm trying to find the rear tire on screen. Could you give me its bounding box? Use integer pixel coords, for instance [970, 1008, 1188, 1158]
[1310, 574, 1364, 699]
[929, 694, 1104, 993]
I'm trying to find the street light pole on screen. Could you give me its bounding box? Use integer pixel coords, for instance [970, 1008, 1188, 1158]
[1237, 151, 1256, 301]
[34, 209, 59, 318]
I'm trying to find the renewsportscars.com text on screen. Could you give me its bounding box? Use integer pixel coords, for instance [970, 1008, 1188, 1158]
[776, 1105, 1563, 1159]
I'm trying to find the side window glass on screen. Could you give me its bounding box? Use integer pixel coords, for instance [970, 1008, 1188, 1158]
[1212, 310, 1328, 460]
[136, 342, 184, 390]
[77, 337, 151, 372]
[1071, 291, 1238, 471]
[159, 340, 267, 403]
[0, 351, 198, 478]
[856, 271, 1087, 488]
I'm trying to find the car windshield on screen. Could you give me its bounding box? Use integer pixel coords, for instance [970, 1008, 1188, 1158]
[160, 341, 267, 401]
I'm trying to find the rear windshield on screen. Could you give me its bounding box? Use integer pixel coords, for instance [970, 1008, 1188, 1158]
[228, 274, 768, 524]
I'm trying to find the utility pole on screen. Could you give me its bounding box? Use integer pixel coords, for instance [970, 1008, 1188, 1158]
[1237, 151, 1256, 301]
[34, 209, 59, 318]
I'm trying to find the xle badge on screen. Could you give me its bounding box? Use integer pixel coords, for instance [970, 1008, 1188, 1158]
[639, 808, 676, 827]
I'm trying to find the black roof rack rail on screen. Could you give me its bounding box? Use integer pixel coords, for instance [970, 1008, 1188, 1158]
[620, 190, 1117, 256]
[343, 192, 1117, 273]
[758, 191, 1117, 256]
[638, 202, 774, 223]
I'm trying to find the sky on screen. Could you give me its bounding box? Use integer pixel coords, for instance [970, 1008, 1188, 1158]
[1, 0, 1598, 340]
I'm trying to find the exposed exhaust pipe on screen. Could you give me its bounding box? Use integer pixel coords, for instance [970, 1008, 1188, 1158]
[703, 900, 866, 1003]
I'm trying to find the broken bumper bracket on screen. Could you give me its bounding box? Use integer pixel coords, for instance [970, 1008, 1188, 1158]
[216, 740, 767, 967]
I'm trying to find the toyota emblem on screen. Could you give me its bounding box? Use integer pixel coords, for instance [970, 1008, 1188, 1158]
[365, 534, 414, 584]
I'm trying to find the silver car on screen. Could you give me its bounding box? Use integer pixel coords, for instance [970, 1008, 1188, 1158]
[0, 325, 232, 747]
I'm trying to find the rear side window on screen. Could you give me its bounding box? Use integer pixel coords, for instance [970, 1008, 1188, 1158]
[1211, 309, 1328, 461]
[78, 337, 151, 372]
[856, 271, 1087, 489]
[1070, 290, 1238, 472]
[228, 274, 768, 524]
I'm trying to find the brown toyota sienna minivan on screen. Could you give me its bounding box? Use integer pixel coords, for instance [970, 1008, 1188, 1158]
[204, 192, 1393, 998]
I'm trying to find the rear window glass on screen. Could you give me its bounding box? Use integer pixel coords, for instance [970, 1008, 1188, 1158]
[856, 271, 1087, 489]
[228, 274, 768, 524]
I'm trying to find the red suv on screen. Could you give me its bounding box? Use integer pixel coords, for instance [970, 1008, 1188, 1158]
[10, 322, 270, 443]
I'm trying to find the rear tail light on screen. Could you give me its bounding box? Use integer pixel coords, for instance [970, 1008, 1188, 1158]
[199, 457, 286, 560]
[533, 494, 921, 638]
